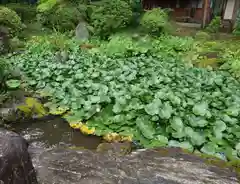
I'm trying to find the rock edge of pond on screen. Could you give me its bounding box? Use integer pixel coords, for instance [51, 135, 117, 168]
[1, 128, 239, 184]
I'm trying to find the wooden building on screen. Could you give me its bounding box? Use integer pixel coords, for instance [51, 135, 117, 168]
[142, 0, 239, 29]
[143, 0, 207, 24]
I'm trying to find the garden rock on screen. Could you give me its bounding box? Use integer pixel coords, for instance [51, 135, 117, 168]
[75, 22, 89, 41]
[0, 128, 37, 184]
[32, 146, 239, 184]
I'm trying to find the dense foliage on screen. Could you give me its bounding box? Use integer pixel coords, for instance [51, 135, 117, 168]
[37, 5, 82, 32]
[205, 16, 221, 33]
[0, 6, 23, 37]
[5, 3, 36, 22]
[140, 8, 169, 35]
[89, 0, 132, 37]
[7, 34, 240, 161]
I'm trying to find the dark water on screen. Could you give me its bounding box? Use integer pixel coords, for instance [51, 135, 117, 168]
[12, 117, 103, 150]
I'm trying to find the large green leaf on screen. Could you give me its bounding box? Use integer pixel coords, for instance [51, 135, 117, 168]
[136, 116, 156, 139]
[192, 102, 208, 116]
[159, 102, 173, 119]
[6, 79, 21, 89]
[144, 98, 162, 115]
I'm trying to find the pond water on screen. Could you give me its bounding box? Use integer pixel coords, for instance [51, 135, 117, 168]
[11, 117, 103, 150]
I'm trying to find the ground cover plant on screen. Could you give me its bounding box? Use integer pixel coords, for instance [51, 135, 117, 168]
[7, 33, 240, 162]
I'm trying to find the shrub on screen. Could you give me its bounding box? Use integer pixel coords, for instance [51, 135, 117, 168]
[6, 3, 37, 22]
[195, 31, 211, 41]
[37, 0, 57, 13]
[205, 16, 221, 33]
[90, 0, 133, 38]
[140, 8, 169, 35]
[0, 6, 23, 37]
[38, 5, 83, 32]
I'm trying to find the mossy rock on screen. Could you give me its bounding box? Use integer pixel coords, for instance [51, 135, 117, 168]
[96, 142, 132, 156]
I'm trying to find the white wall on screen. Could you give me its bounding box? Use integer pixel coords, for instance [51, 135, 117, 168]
[224, 0, 236, 19]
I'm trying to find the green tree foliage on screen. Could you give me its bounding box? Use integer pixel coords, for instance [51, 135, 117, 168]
[5, 3, 37, 22]
[140, 8, 169, 35]
[38, 5, 83, 32]
[89, 0, 133, 38]
[0, 6, 23, 37]
[37, 0, 58, 13]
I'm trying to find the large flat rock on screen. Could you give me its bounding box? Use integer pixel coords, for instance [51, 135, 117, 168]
[0, 128, 37, 184]
[32, 146, 239, 184]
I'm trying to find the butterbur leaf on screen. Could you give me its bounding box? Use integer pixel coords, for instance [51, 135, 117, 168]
[151, 115, 159, 121]
[144, 99, 162, 116]
[113, 103, 123, 113]
[214, 120, 226, 133]
[170, 116, 184, 131]
[89, 95, 101, 103]
[224, 147, 239, 160]
[155, 135, 168, 144]
[185, 127, 205, 146]
[159, 102, 173, 119]
[225, 107, 239, 117]
[192, 102, 208, 116]
[179, 141, 194, 152]
[172, 129, 185, 139]
[168, 140, 180, 147]
[168, 140, 193, 152]
[189, 117, 208, 128]
[147, 135, 168, 148]
[169, 95, 181, 105]
[6, 79, 21, 89]
[236, 143, 240, 152]
[200, 142, 218, 155]
[136, 116, 156, 139]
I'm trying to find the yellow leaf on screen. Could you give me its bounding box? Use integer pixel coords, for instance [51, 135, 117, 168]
[17, 105, 32, 115]
[69, 122, 95, 135]
[103, 133, 133, 142]
[69, 122, 82, 129]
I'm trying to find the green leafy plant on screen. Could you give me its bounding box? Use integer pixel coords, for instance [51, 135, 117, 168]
[0, 6, 23, 37]
[38, 5, 83, 32]
[7, 34, 240, 161]
[6, 79, 21, 89]
[6, 3, 37, 22]
[37, 0, 58, 13]
[205, 16, 221, 33]
[140, 8, 169, 35]
[90, 33, 152, 57]
[89, 0, 132, 38]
